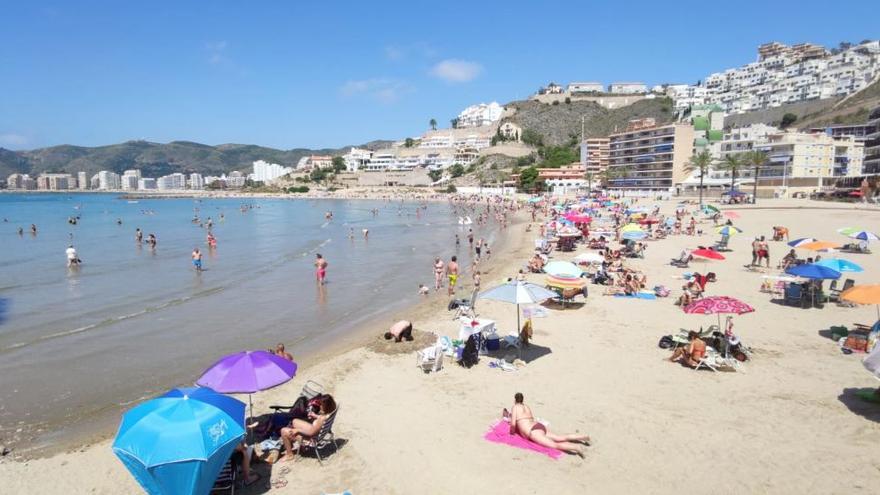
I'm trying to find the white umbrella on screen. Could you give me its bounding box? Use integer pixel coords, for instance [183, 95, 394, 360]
[574, 252, 605, 264]
[479, 282, 559, 331]
[865, 344, 880, 379]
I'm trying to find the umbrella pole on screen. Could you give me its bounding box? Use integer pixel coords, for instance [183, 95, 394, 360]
[248, 394, 254, 444]
[517, 304, 521, 335]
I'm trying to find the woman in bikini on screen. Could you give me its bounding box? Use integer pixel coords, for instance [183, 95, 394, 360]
[280, 395, 337, 462]
[669, 331, 706, 368]
[433, 257, 445, 291]
[506, 392, 590, 458]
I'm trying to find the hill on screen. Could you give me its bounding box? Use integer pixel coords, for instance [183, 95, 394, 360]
[0, 140, 392, 179]
[505, 97, 675, 147]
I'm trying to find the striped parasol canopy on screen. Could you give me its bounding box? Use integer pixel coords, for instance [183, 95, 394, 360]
[796, 241, 841, 252]
[715, 225, 742, 236]
[545, 274, 587, 290]
[788, 237, 817, 247]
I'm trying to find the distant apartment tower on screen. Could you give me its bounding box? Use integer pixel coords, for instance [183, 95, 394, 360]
[6, 173, 25, 189]
[252, 160, 292, 182]
[37, 173, 71, 191]
[607, 121, 695, 190]
[608, 82, 647, 94]
[858, 107, 880, 176]
[157, 173, 186, 190]
[96, 171, 121, 190]
[580, 138, 610, 176]
[77, 171, 88, 190]
[189, 173, 205, 190]
[456, 102, 503, 128]
[226, 171, 246, 188]
[138, 178, 157, 190]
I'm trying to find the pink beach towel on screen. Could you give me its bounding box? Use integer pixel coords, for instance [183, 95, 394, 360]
[483, 420, 562, 459]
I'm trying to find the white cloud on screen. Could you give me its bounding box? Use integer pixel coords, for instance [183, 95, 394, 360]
[205, 41, 229, 65]
[340, 78, 412, 103]
[429, 59, 483, 83]
[0, 133, 28, 148]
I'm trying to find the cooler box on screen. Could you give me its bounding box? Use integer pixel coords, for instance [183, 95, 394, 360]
[485, 334, 500, 351]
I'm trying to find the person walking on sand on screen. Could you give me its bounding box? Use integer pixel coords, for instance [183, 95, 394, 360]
[315, 253, 328, 285]
[191, 248, 203, 272]
[750, 237, 760, 267]
[759, 236, 770, 268]
[446, 256, 459, 296]
[433, 257, 445, 291]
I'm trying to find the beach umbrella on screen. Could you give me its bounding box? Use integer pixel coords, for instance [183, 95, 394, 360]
[814, 258, 863, 273]
[715, 225, 742, 236]
[848, 231, 880, 242]
[545, 274, 587, 290]
[638, 217, 659, 225]
[664, 218, 676, 227]
[864, 344, 880, 379]
[796, 241, 841, 252]
[785, 263, 841, 280]
[691, 248, 725, 260]
[479, 281, 559, 331]
[841, 285, 880, 319]
[620, 223, 642, 233]
[788, 237, 818, 247]
[543, 261, 584, 278]
[703, 205, 720, 214]
[723, 211, 740, 219]
[197, 350, 297, 421]
[113, 387, 245, 495]
[683, 295, 755, 327]
[573, 252, 605, 264]
[564, 213, 592, 224]
[622, 231, 648, 240]
[837, 227, 860, 236]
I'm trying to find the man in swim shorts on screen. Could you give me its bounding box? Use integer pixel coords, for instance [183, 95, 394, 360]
[447, 256, 459, 296]
[192, 248, 202, 271]
[315, 253, 328, 285]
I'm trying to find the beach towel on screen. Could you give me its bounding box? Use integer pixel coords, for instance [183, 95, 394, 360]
[483, 420, 562, 459]
[614, 291, 657, 300]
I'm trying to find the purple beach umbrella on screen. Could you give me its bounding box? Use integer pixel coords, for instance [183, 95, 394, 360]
[197, 350, 297, 424]
[197, 350, 297, 393]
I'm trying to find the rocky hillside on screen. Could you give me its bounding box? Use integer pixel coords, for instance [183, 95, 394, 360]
[505, 97, 675, 146]
[0, 140, 392, 179]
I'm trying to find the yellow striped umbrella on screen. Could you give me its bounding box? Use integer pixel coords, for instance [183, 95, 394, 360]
[545, 274, 586, 290]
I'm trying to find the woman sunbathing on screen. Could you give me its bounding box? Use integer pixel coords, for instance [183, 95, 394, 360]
[669, 331, 706, 368]
[505, 392, 590, 458]
[280, 395, 337, 462]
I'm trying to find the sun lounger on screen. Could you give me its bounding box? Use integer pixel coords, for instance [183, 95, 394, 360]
[694, 347, 737, 372]
[670, 252, 692, 268]
[452, 289, 478, 319]
[210, 454, 239, 494]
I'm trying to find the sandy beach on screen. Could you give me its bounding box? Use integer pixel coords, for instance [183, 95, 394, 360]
[3, 197, 880, 494]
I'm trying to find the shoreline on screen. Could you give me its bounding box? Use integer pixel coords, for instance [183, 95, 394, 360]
[2, 201, 525, 461]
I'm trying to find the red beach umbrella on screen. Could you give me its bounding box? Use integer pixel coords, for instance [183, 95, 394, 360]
[683, 296, 754, 327]
[691, 248, 725, 260]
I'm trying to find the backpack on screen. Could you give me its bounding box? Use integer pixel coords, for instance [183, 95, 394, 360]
[460, 334, 479, 368]
[658, 335, 674, 349]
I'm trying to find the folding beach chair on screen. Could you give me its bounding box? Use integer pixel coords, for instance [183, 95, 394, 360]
[670, 251, 692, 268]
[299, 406, 340, 466]
[210, 456, 238, 494]
[453, 289, 478, 319]
[416, 343, 444, 373]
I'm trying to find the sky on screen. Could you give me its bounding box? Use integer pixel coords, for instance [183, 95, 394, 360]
[1, 0, 878, 151]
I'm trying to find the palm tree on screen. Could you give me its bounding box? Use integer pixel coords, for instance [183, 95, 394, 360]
[429, 118, 437, 131]
[601, 166, 628, 189]
[748, 150, 768, 204]
[685, 150, 713, 208]
[715, 154, 743, 193]
[584, 171, 595, 193]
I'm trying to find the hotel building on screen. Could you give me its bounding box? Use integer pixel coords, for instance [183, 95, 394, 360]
[754, 131, 864, 191]
[607, 119, 695, 191]
[864, 107, 880, 176]
[580, 138, 610, 175]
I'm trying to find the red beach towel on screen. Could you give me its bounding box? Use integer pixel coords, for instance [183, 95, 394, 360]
[483, 420, 562, 459]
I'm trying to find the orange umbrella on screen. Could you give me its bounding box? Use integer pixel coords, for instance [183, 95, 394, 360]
[796, 241, 841, 252]
[841, 285, 880, 319]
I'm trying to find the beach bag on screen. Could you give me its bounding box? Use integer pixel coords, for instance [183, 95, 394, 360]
[658, 335, 674, 349]
[654, 285, 670, 297]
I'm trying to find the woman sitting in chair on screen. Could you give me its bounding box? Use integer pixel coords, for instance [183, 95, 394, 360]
[669, 331, 706, 368]
[280, 395, 337, 462]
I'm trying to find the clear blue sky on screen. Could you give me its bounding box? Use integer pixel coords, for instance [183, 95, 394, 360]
[1, 1, 877, 150]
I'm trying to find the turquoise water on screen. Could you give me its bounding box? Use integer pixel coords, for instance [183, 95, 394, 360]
[0, 193, 488, 450]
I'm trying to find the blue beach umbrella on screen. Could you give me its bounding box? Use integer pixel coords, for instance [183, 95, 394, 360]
[622, 231, 648, 240]
[113, 387, 246, 495]
[785, 263, 842, 280]
[814, 258, 863, 273]
[716, 225, 742, 236]
[788, 237, 818, 247]
[848, 231, 880, 242]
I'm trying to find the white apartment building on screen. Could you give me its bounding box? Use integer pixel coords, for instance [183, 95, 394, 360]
[95, 171, 121, 190]
[418, 128, 492, 150]
[6, 173, 27, 189]
[252, 160, 292, 182]
[296, 155, 333, 170]
[568, 82, 603, 93]
[456, 102, 503, 128]
[157, 173, 186, 190]
[37, 173, 71, 191]
[138, 178, 157, 190]
[343, 147, 373, 172]
[753, 131, 865, 193]
[676, 41, 880, 113]
[189, 173, 205, 190]
[77, 171, 88, 190]
[121, 174, 138, 190]
[609, 82, 648, 94]
[226, 171, 246, 188]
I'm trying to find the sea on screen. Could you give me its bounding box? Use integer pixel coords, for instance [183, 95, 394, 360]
[0, 193, 490, 453]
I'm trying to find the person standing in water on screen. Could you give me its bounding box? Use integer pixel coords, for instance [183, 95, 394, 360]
[135, 228, 143, 243]
[315, 253, 328, 285]
[30, 224, 37, 235]
[191, 248, 203, 272]
[66, 244, 80, 267]
[147, 233, 157, 249]
[433, 257, 445, 291]
[446, 256, 459, 296]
